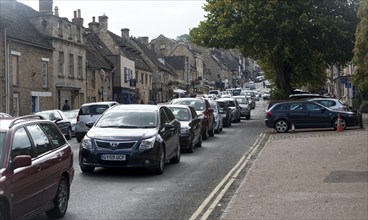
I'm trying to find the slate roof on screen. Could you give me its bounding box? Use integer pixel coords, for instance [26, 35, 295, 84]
[107, 31, 151, 72]
[210, 49, 239, 71]
[1, 1, 53, 50]
[133, 39, 177, 76]
[164, 56, 186, 71]
[84, 30, 113, 70]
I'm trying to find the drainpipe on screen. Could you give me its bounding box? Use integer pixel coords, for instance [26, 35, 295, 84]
[4, 27, 9, 114]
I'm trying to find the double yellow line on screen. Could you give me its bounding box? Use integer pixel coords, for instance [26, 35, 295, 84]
[189, 132, 268, 220]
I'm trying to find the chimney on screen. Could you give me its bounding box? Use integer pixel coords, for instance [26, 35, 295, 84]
[54, 6, 59, 16]
[121, 28, 130, 41]
[138, 37, 149, 44]
[39, 0, 53, 15]
[72, 9, 84, 26]
[88, 16, 99, 33]
[98, 14, 108, 32]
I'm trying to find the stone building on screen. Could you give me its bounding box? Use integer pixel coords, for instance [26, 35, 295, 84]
[26, 0, 87, 110]
[0, 0, 54, 116]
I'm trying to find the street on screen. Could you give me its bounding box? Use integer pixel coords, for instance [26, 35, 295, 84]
[35, 99, 269, 220]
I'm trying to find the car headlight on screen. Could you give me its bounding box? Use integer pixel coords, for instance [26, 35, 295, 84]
[139, 136, 156, 151]
[181, 126, 190, 134]
[81, 136, 93, 150]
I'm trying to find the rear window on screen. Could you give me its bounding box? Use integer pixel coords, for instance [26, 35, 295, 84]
[79, 105, 110, 115]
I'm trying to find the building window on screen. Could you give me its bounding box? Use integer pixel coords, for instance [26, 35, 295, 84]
[78, 56, 83, 78]
[69, 54, 74, 78]
[68, 24, 72, 40]
[13, 93, 19, 116]
[77, 27, 81, 42]
[42, 58, 49, 88]
[141, 72, 144, 84]
[91, 70, 96, 89]
[58, 20, 63, 36]
[160, 44, 165, 49]
[145, 74, 148, 85]
[11, 53, 20, 86]
[58, 51, 64, 75]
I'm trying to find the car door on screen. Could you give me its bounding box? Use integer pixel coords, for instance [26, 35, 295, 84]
[159, 108, 175, 157]
[54, 111, 68, 134]
[285, 102, 308, 127]
[163, 107, 180, 156]
[189, 107, 201, 142]
[10, 127, 44, 219]
[303, 103, 331, 128]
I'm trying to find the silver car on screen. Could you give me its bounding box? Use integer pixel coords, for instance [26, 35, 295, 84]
[233, 96, 251, 120]
[75, 101, 119, 142]
[307, 98, 353, 111]
[209, 100, 223, 133]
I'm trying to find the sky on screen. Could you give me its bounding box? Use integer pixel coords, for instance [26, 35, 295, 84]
[18, 0, 207, 41]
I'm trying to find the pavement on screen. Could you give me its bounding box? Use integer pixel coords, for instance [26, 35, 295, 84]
[220, 114, 368, 220]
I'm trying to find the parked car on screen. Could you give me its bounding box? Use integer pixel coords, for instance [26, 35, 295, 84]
[170, 98, 215, 140]
[265, 100, 359, 133]
[240, 90, 256, 109]
[63, 109, 79, 136]
[217, 97, 241, 123]
[0, 112, 11, 117]
[233, 96, 251, 120]
[165, 105, 202, 153]
[307, 98, 353, 112]
[79, 104, 181, 174]
[208, 100, 223, 133]
[215, 99, 232, 127]
[34, 109, 73, 140]
[209, 90, 221, 98]
[75, 101, 119, 142]
[262, 91, 271, 100]
[0, 115, 74, 219]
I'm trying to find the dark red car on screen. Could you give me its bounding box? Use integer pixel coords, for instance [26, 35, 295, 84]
[170, 97, 215, 140]
[0, 115, 74, 219]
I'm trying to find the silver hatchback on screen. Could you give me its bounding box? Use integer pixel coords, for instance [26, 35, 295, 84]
[75, 101, 119, 142]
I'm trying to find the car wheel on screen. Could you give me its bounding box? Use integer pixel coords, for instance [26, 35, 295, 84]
[46, 176, 69, 218]
[188, 135, 195, 153]
[65, 127, 72, 140]
[202, 126, 208, 140]
[274, 119, 289, 133]
[246, 115, 250, 120]
[170, 142, 181, 163]
[208, 122, 215, 137]
[333, 117, 347, 130]
[195, 134, 202, 147]
[0, 202, 9, 220]
[154, 146, 165, 175]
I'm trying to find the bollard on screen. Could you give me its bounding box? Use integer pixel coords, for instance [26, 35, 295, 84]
[358, 111, 363, 129]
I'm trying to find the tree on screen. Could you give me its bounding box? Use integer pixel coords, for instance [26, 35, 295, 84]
[353, 0, 368, 99]
[176, 34, 192, 43]
[190, 0, 358, 98]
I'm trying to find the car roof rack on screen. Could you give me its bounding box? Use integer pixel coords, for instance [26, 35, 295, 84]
[9, 115, 45, 128]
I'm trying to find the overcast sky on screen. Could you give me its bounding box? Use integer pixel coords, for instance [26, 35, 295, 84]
[19, 0, 207, 41]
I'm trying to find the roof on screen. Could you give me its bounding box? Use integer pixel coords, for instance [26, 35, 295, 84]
[84, 31, 113, 70]
[1, 1, 53, 50]
[107, 31, 151, 72]
[164, 56, 186, 70]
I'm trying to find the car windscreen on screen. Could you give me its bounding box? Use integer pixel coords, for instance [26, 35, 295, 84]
[0, 132, 5, 167]
[209, 102, 218, 111]
[95, 110, 157, 128]
[79, 105, 110, 115]
[234, 98, 247, 104]
[168, 107, 191, 121]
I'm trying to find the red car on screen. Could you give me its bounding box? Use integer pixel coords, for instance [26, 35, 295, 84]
[170, 97, 215, 140]
[0, 115, 74, 219]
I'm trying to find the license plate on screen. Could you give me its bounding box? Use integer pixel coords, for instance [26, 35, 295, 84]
[101, 154, 126, 161]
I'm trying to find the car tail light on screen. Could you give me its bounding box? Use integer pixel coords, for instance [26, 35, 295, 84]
[266, 112, 272, 117]
[77, 115, 80, 122]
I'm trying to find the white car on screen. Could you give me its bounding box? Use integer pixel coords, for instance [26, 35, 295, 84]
[209, 100, 223, 133]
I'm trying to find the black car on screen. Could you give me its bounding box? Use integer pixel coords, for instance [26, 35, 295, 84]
[166, 105, 202, 153]
[79, 104, 181, 174]
[35, 109, 73, 140]
[265, 100, 359, 133]
[217, 98, 241, 123]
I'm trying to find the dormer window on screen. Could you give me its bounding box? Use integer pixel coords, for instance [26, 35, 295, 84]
[57, 20, 63, 36]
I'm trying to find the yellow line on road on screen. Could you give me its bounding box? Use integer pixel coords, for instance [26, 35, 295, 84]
[189, 133, 267, 220]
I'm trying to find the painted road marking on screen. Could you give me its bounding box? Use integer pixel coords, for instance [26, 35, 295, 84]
[189, 132, 267, 220]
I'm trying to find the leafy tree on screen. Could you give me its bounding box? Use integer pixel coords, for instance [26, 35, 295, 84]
[190, 0, 358, 98]
[176, 34, 192, 43]
[353, 0, 368, 99]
